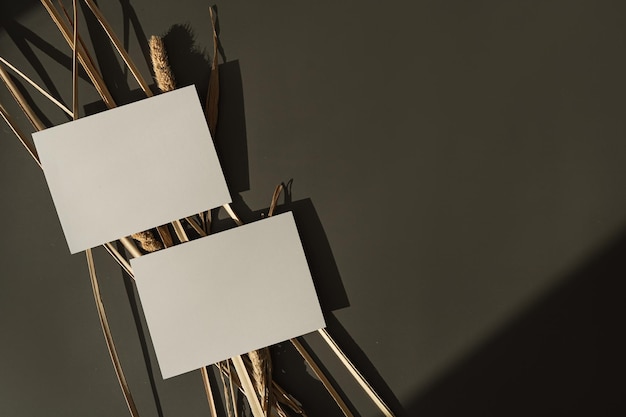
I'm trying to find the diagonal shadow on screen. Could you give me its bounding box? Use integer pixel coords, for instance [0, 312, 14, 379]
[0, 0, 40, 20]
[161, 23, 211, 93]
[322, 313, 406, 416]
[213, 60, 249, 194]
[80, 0, 133, 105]
[224, 195, 351, 313]
[118, 0, 152, 81]
[209, 194, 356, 416]
[4, 72, 54, 128]
[2, 19, 90, 98]
[116, 242, 166, 417]
[407, 232, 626, 416]
[272, 337, 357, 417]
[210, 193, 408, 416]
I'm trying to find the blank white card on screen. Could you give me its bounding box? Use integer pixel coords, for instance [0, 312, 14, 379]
[131, 212, 326, 379]
[33, 86, 230, 253]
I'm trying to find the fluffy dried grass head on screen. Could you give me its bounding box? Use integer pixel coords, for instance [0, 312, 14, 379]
[248, 348, 272, 413]
[131, 230, 163, 252]
[149, 35, 176, 93]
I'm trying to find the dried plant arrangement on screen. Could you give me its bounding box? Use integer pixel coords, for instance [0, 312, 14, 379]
[0, 2, 396, 417]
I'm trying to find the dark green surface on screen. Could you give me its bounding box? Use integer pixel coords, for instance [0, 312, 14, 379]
[1, 1, 624, 416]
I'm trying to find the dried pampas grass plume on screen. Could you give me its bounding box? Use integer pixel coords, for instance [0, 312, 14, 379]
[131, 230, 163, 252]
[149, 35, 176, 93]
[248, 348, 272, 413]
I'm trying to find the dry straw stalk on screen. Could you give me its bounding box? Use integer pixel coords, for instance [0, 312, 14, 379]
[206, 6, 219, 136]
[0, 56, 72, 117]
[201, 367, 219, 417]
[0, 101, 40, 166]
[319, 328, 396, 417]
[290, 337, 354, 417]
[40, 0, 115, 108]
[232, 355, 265, 417]
[82, 0, 153, 97]
[86, 248, 140, 417]
[0, 62, 45, 130]
[216, 361, 305, 417]
[56, 0, 100, 75]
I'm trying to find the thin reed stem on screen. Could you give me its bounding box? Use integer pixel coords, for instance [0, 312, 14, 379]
[185, 216, 207, 237]
[206, 7, 219, 136]
[82, 0, 152, 96]
[56, 0, 100, 83]
[223, 204, 243, 226]
[290, 338, 354, 417]
[232, 355, 264, 417]
[217, 360, 307, 417]
[120, 236, 142, 258]
[0, 101, 40, 166]
[72, 0, 78, 120]
[228, 360, 240, 417]
[201, 367, 219, 417]
[0, 57, 72, 117]
[318, 328, 395, 417]
[86, 248, 140, 417]
[0, 62, 45, 130]
[40, 0, 116, 108]
[171, 219, 189, 243]
[156, 225, 174, 248]
[104, 242, 133, 276]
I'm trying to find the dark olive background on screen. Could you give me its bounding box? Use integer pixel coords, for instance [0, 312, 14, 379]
[1, 1, 624, 416]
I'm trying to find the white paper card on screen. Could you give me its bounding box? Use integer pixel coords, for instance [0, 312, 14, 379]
[32, 86, 230, 253]
[131, 212, 326, 379]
